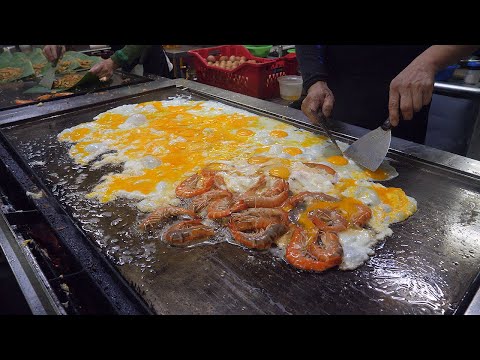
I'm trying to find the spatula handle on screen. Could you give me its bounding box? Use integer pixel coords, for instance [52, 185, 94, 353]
[381, 118, 392, 131]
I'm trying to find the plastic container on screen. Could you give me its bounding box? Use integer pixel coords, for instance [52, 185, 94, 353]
[278, 75, 303, 100]
[464, 61, 480, 85]
[243, 45, 273, 58]
[188, 45, 286, 99]
[435, 64, 459, 81]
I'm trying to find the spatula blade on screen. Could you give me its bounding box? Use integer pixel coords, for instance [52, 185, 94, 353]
[38, 47, 63, 89]
[38, 66, 55, 89]
[344, 125, 391, 172]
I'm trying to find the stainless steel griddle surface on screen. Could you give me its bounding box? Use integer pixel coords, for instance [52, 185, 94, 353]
[2, 85, 480, 314]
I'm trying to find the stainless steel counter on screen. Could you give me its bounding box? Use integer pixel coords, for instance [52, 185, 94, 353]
[434, 80, 480, 99]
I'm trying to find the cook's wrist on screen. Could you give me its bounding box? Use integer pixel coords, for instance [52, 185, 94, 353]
[110, 52, 127, 68]
[110, 58, 120, 69]
[307, 80, 328, 93]
[303, 76, 328, 93]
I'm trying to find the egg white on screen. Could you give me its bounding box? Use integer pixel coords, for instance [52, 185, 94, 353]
[58, 97, 417, 271]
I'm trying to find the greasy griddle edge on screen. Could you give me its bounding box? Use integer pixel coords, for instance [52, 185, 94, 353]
[0, 131, 154, 314]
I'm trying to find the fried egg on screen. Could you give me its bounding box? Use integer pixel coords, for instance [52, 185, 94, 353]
[58, 98, 417, 270]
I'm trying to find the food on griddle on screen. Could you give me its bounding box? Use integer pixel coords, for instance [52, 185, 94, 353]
[57, 99, 417, 272]
[0, 67, 23, 82]
[15, 99, 36, 105]
[37, 92, 74, 101]
[33, 63, 48, 76]
[55, 60, 72, 74]
[78, 59, 93, 69]
[53, 73, 83, 89]
[15, 92, 74, 105]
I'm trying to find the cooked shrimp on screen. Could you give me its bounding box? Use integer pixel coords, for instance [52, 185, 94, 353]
[207, 197, 247, 219]
[350, 203, 372, 228]
[212, 173, 228, 190]
[309, 208, 348, 232]
[140, 206, 196, 230]
[175, 170, 215, 198]
[288, 191, 339, 207]
[239, 175, 289, 208]
[230, 208, 289, 231]
[164, 220, 215, 246]
[190, 189, 232, 213]
[302, 162, 337, 176]
[307, 231, 343, 265]
[285, 226, 342, 272]
[228, 208, 289, 249]
[229, 223, 289, 250]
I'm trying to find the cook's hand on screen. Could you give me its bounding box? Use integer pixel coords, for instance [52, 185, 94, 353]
[89, 59, 119, 80]
[301, 81, 335, 124]
[43, 45, 65, 63]
[388, 60, 435, 126]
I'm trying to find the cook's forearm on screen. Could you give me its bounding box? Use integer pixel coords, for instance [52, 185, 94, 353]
[413, 45, 479, 72]
[296, 45, 328, 91]
[110, 45, 151, 67]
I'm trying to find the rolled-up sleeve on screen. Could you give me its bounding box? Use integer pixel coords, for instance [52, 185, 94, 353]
[110, 45, 151, 67]
[296, 45, 328, 92]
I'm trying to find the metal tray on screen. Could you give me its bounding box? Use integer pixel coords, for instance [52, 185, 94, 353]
[1, 79, 480, 314]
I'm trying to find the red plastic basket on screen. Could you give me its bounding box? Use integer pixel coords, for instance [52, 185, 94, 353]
[282, 53, 299, 75]
[188, 45, 286, 99]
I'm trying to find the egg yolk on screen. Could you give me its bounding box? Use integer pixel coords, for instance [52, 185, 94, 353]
[95, 113, 127, 129]
[332, 178, 357, 196]
[364, 168, 389, 180]
[305, 197, 368, 225]
[248, 156, 271, 164]
[269, 166, 290, 179]
[101, 169, 164, 202]
[60, 99, 413, 224]
[283, 147, 303, 156]
[270, 130, 288, 138]
[237, 129, 255, 136]
[271, 158, 291, 166]
[327, 155, 349, 166]
[372, 185, 410, 211]
[59, 127, 91, 142]
[253, 146, 271, 154]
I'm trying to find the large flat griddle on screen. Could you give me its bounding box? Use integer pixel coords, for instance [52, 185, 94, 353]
[0, 70, 151, 111]
[1, 79, 480, 314]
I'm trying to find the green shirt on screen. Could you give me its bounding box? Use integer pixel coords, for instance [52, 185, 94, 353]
[110, 45, 152, 67]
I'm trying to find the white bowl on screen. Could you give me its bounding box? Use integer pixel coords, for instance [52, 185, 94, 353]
[277, 75, 303, 100]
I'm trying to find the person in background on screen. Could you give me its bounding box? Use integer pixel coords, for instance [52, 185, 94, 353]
[43, 45, 173, 79]
[296, 45, 479, 144]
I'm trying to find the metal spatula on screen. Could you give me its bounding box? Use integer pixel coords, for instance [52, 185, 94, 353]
[309, 110, 343, 155]
[343, 118, 392, 171]
[39, 47, 63, 89]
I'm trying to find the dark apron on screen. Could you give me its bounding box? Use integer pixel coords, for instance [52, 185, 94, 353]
[325, 45, 430, 144]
